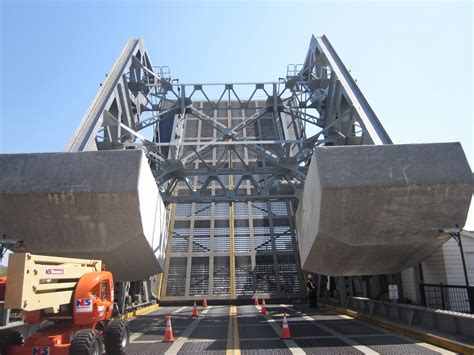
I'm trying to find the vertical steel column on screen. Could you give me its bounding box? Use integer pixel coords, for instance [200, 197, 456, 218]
[228, 99, 236, 299]
[159, 203, 176, 299]
[268, 201, 282, 294]
[185, 203, 196, 298]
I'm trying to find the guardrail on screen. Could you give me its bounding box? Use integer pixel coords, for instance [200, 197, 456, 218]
[420, 283, 474, 314]
[339, 296, 474, 340]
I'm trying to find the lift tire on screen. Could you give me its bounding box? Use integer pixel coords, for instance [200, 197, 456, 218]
[69, 329, 102, 355]
[104, 319, 129, 355]
[0, 329, 23, 354]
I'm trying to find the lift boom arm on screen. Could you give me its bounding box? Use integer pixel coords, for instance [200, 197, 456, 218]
[5, 253, 102, 312]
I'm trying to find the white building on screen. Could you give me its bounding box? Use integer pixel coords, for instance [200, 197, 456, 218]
[401, 196, 474, 309]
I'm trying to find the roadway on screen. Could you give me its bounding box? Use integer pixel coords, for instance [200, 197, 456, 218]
[125, 303, 453, 354]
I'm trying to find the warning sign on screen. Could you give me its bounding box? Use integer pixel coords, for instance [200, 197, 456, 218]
[388, 284, 398, 300]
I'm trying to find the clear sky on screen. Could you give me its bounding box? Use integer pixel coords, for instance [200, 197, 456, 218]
[0, 0, 473, 226]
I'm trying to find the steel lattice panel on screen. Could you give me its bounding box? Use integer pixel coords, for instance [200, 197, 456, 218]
[162, 102, 304, 301]
[277, 254, 301, 294]
[255, 254, 277, 292]
[190, 257, 209, 296]
[166, 257, 187, 296]
[235, 256, 253, 295]
[213, 256, 230, 295]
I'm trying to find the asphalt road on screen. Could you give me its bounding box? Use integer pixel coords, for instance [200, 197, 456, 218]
[125, 303, 454, 354]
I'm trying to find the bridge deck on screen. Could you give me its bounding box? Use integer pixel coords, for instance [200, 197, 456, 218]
[125, 304, 452, 354]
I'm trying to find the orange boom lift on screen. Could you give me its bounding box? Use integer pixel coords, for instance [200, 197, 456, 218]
[0, 252, 129, 354]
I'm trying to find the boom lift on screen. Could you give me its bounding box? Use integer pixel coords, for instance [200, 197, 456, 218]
[0, 252, 129, 355]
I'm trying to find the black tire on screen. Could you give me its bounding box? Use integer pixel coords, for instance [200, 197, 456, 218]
[0, 329, 23, 355]
[69, 329, 102, 355]
[104, 320, 129, 355]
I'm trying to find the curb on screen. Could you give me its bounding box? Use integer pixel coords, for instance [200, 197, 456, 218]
[321, 304, 474, 355]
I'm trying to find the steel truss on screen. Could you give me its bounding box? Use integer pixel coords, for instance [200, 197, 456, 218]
[66, 34, 393, 302]
[67, 35, 391, 204]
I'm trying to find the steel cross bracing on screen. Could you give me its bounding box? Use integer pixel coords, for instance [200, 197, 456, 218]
[67, 35, 391, 204]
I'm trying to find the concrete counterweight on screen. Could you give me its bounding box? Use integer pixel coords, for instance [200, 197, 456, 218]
[0, 150, 167, 281]
[296, 142, 473, 276]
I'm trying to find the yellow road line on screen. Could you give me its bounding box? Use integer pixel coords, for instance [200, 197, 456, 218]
[226, 305, 241, 355]
[120, 303, 159, 320]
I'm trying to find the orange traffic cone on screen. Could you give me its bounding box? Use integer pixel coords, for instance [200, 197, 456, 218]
[280, 314, 291, 339]
[254, 297, 259, 306]
[203, 297, 208, 307]
[164, 315, 174, 342]
[192, 301, 199, 316]
[261, 298, 267, 314]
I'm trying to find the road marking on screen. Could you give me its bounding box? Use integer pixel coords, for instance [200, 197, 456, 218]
[299, 313, 379, 354]
[284, 305, 379, 355]
[164, 306, 211, 354]
[226, 305, 240, 355]
[413, 342, 456, 354]
[334, 310, 455, 354]
[255, 305, 305, 355]
[130, 306, 189, 343]
[173, 305, 188, 314]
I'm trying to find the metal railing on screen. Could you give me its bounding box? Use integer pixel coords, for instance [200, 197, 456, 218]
[420, 283, 474, 314]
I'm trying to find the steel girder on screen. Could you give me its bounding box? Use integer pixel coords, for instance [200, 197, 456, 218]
[67, 35, 391, 204]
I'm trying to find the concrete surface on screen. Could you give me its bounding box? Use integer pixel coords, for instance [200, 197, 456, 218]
[0, 150, 167, 281]
[296, 143, 472, 276]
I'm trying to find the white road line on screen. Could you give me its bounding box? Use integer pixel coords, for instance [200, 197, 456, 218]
[305, 307, 453, 354]
[257, 305, 305, 355]
[129, 332, 144, 343]
[164, 306, 212, 354]
[300, 313, 379, 355]
[130, 306, 189, 343]
[130, 340, 162, 344]
[173, 306, 188, 314]
[281, 305, 379, 355]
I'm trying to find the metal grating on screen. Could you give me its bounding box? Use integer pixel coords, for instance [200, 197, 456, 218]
[274, 234, 293, 252]
[256, 254, 277, 292]
[189, 257, 209, 296]
[270, 202, 288, 216]
[162, 102, 304, 301]
[171, 234, 189, 253]
[214, 234, 230, 252]
[254, 233, 272, 252]
[251, 202, 268, 216]
[278, 254, 301, 294]
[234, 202, 249, 217]
[236, 256, 254, 295]
[213, 256, 230, 295]
[185, 119, 199, 139]
[195, 203, 212, 217]
[175, 203, 192, 217]
[235, 234, 251, 252]
[192, 235, 210, 252]
[214, 203, 230, 217]
[166, 257, 187, 296]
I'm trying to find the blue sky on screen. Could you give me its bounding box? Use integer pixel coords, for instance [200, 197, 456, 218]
[0, 1, 473, 225]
